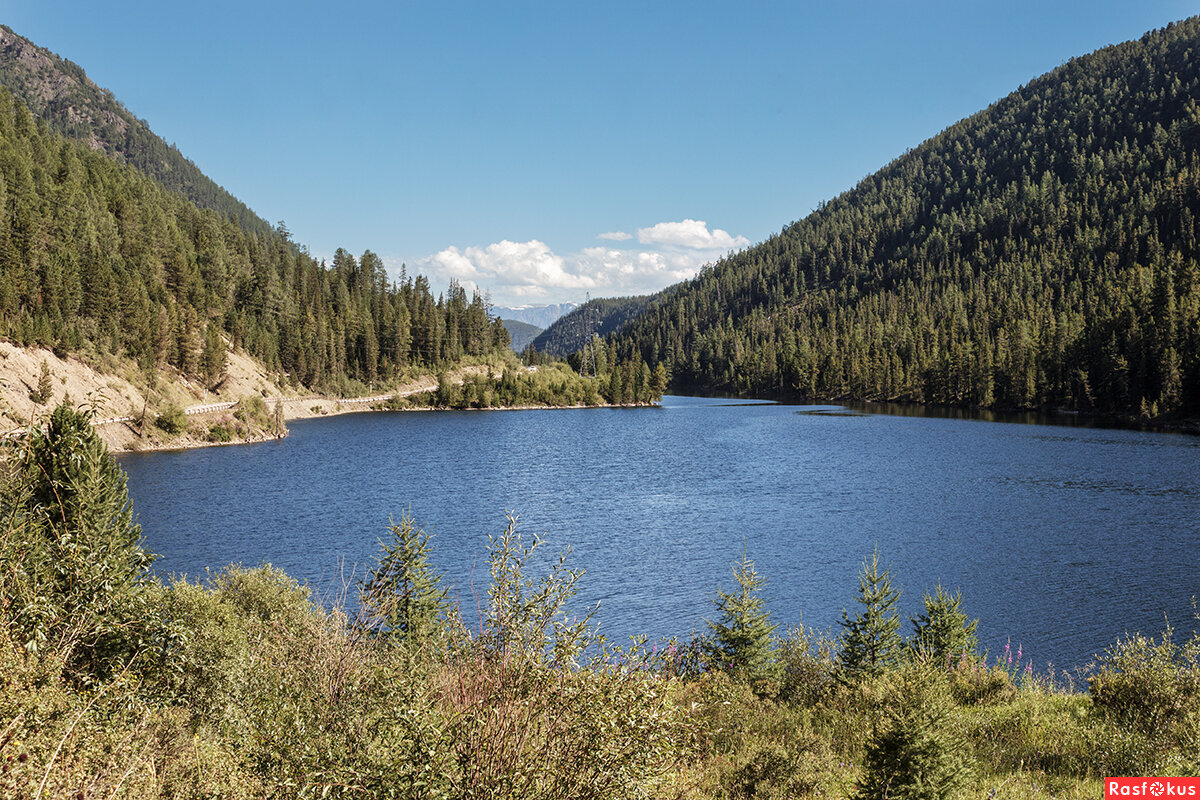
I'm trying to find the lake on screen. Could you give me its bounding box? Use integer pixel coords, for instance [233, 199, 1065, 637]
[118, 396, 1200, 672]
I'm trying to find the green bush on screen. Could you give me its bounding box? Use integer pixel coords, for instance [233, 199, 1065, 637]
[229, 597, 454, 798]
[141, 578, 251, 715]
[948, 662, 1016, 706]
[777, 624, 837, 707]
[235, 394, 269, 425]
[155, 403, 189, 434]
[206, 422, 236, 442]
[209, 564, 313, 630]
[433, 514, 688, 799]
[1089, 625, 1200, 751]
[676, 672, 836, 799]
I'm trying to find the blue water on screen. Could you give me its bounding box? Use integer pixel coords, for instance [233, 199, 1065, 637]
[118, 397, 1200, 671]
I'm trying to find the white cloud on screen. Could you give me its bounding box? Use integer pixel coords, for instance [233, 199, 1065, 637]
[425, 240, 595, 298]
[405, 219, 748, 306]
[636, 218, 749, 250]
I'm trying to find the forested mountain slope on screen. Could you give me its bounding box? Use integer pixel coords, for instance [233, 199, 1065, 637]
[532, 295, 651, 356]
[0, 86, 509, 395]
[500, 319, 542, 352]
[0, 26, 275, 239]
[616, 19, 1200, 419]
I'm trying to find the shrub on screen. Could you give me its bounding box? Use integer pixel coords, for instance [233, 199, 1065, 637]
[434, 514, 688, 799]
[777, 624, 838, 707]
[210, 564, 313, 631]
[948, 662, 1016, 706]
[155, 403, 189, 434]
[140, 578, 251, 716]
[235, 394, 269, 425]
[206, 422, 236, 442]
[0, 629, 163, 798]
[1089, 624, 1200, 749]
[230, 596, 454, 798]
[676, 671, 836, 799]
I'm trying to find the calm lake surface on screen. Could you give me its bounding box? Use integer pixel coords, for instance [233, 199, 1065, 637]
[119, 396, 1200, 671]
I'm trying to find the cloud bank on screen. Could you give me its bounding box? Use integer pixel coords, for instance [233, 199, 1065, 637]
[410, 219, 748, 306]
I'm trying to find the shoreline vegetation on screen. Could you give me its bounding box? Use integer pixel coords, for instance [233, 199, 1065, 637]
[1, 404, 1197, 798]
[2, 342, 666, 453]
[673, 385, 1200, 437]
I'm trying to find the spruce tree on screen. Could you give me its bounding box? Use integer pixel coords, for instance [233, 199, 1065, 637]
[855, 669, 969, 800]
[360, 513, 446, 645]
[707, 549, 778, 688]
[29, 358, 53, 404]
[911, 584, 978, 666]
[839, 548, 902, 679]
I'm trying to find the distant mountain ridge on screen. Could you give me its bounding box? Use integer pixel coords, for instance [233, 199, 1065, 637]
[492, 303, 578, 329]
[0, 25, 275, 239]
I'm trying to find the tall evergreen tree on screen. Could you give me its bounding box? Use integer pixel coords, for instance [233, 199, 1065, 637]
[201, 324, 227, 387]
[910, 584, 979, 666]
[1, 404, 152, 664]
[706, 549, 778, 688]
[359, 513, 447, 645]
[839, 549, 903, 679]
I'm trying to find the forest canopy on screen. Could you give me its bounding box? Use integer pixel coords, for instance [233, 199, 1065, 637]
[0, 87, 510, 393]
[614, 18, 1200, 420]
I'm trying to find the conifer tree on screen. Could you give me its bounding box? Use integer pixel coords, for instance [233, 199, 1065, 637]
[201, 324, 227, 387]
[855, 669, 969, 800]
[707, 549, 778, 687]
[360, 512, 446, 645]
[839, 548, 902, 679]
[911, 584, 978, 666]
[30, 358, 52, 404]
[3, 403, 152, 664]
[651, 362, 669, 398]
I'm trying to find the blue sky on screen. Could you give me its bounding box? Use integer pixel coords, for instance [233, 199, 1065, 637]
[4, 1, 1197, 306]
